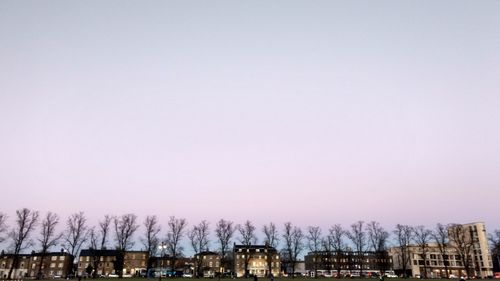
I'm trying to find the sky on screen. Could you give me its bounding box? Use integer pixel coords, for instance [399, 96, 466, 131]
[1, 0, 500, 251]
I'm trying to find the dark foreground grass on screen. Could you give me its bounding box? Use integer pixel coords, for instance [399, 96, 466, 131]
[26, 278, 413, 281]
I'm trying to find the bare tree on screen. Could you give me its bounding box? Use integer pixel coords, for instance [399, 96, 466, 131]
[413, 225, 432, 278]
[114, 214, 139, 251]
[188, 220, 210, 277]
[87, 227, 100, 278]
[282, 222, 304, 277]
[367, 221, 390, 275]
[325, 224, 346, 278]
[307, 226, 322, 278]
[37, 212, 62, 279]
[63, 212, 89, 276]
[347, 221, 367, 276]
[113, 214, 139, 277]
[393, 224, 414, 278]
[238, 220, 257, 245]
[165, 216, 187, 273]
[238, 220, 257, 277]
[448, 224, 474, 277]
[263, 222, 279, 277]
[215, 219, 236, 274]
[84, 215, 111, 279]
[432, 223, 450, 278]
[489, 230, 500, 276]
[0, 212, 7, 243]
[142, 215, 161, 273]
[99, 215, 112, 250]
[7, 208, 39, 280]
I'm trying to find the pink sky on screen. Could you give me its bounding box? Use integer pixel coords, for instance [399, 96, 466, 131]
[0, 1, 499, 250]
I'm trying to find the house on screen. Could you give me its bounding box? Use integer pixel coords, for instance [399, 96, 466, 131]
[233, 244, 280, 277]
[78, 249, 119, 277]
[77, 249, 148, 277]
[194, 251, 220, 277]
[0, 253, 31, 279]
[28, 251, 73, 278]
[0, 251, 74, 279]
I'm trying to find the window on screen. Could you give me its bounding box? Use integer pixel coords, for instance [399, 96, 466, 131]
[52, 256, 57, 261]
[60, 256, 65, 261]
[50, 263, 56, 268]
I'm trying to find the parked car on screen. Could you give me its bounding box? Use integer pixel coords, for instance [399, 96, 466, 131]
[183, 273, 193, 278]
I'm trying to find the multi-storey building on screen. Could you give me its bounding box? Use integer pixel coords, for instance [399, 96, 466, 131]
[233, 244, 280, 277]
[28, 251, 74, 278]
[448, 222, 493, 277]
[0, 251, 74, 279]
[123, 251, 148, 276]
[389, 243, 466, 278]
[304, 250, 392, 277]
[78, 249, 118, 277]
[0, 254, 31, 279]
[389, 222, 494, 278]
[193, 251, 220, 277]
[78, 249, 148, 277]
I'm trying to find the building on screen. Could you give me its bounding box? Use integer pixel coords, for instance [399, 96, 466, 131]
[78, 249, 118, 277]
[448, 222, 494, 277]
[194, 251, 220, 277]
[281, 260, 306, 277]
[389, 222, 494, 278]
[123, 251, 148, 276]
[78, 249, 148, 277]
[0, 251, 74, 279]
[0, 254, 31, 279]
[28, 251, 73, 278]
[304, 250, 392, 277]
[389, 243, 467, 278]
[233, 244, 280, 277]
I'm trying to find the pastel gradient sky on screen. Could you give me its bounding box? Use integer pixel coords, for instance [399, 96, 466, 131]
[1, 0, 499, 239]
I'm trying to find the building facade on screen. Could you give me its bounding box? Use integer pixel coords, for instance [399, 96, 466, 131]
[233, 245, 280, 277]
[0, 251, 73, 279]
[28, 251, 73, 278]
[304, 250, 392, 277]
[389, 243, 468, 278]
[448, 222, 494, 277]
[389, 222, 494, 278]
[78, 249, 148, 277]
[193, 251, 220, 277]
[0, 254, 30, 279]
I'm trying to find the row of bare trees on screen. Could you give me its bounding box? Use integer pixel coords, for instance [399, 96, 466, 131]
[1, 209, 499, 279]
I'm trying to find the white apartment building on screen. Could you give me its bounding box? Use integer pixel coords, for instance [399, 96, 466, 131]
[389, 222, 493, 278]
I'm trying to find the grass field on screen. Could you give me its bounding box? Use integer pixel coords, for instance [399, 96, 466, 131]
[25, 278, 415, 281]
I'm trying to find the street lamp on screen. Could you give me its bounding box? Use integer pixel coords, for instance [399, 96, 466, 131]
[158, 242, 167, 281]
